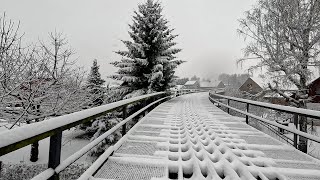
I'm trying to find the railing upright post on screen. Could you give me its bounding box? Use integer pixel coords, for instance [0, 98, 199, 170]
[151, 96, 156, 109]
[122, 105, 127, 136]
[48, 131, 62, 180]
[293, 114, 298, 149]
[227, 99, 230, 114]
[246, 103, 249, 124]
[143, 100, 148, 116]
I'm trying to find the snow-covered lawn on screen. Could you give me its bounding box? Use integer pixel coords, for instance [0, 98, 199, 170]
[0, 127, 94, 164]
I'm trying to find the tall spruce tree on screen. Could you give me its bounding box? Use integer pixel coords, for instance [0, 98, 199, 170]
[86, 59, 105, 106]
[111, 0, 183, 98]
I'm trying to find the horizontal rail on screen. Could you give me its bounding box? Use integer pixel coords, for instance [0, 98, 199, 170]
[256, 119, 294, 146]
[0, 92, 166, 156]
[210, 93, 320, 119]
[77, 97, 166, 180]
[55, 96, 169, 173]
[209, 96, 320, 144]
[31, 96, 170, 180]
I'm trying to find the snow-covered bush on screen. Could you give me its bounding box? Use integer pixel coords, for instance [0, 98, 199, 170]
[86, 115, 122, 156]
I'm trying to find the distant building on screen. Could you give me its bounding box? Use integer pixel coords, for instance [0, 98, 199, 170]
[212, 81, 226, 89]
[184, 81, 200, 89]
[239, 77, 263, 95]
[199, 81, 214, 91]
[308, 77, 320, 103]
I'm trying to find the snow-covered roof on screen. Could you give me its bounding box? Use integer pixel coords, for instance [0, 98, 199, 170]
[250, 77, 264, 87]
[211, 81, 224, 87]
[199, 81, 214, 88]
[175, 85, 184, 89]
[184, 81, 198, 85]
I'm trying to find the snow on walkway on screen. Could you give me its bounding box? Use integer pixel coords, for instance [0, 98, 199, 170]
[92, 92, 320, 180]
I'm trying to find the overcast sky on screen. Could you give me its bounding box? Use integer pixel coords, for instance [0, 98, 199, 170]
[1, 0, 256, 81]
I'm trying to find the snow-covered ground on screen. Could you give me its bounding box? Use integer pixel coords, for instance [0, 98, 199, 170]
[0, 127, 94, 164]
[254, 121, 320, 159]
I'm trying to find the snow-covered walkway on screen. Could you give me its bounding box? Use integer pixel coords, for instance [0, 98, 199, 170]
[92, 92, 320, 180]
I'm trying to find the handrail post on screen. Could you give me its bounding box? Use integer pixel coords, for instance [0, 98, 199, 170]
[143, 100, 148, 116]
[227, 99, 230, 114]
[151, 96, 156, 109]
[0, 161, 2, 178]
[293, 114, 298, 149]
[122, 105, 127, 136]
[48, 131, 62, 180]
[246, 103, 249, 124]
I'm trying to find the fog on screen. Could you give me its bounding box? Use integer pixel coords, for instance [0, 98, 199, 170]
[1, 0, 256, 80]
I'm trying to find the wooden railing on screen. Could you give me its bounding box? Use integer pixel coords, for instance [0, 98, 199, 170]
[0, 89, 202, 180]
[209, 92, 320, 153]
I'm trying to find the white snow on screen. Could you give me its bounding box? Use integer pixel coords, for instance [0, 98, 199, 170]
[30, 168, 55, 180]
[87, 93, 291, 179]
[0, 92, 165, 152]
[209, 96, 320, 144]
[211, 93, 320, 118]
[0, 128, 92, 164]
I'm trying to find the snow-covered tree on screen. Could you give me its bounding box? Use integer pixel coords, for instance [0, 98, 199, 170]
[85, 59, 106, 107]
[80, 59, 107, 131]
[86, 115, 122, 156]
[111, 0, 183, 99]
[238, 0, 320, 152]
[0, 25, 87, 161]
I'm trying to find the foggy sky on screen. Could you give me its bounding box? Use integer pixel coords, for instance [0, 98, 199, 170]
[1, 0, 256, 80]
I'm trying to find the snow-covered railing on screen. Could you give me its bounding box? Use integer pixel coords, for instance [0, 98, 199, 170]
[209, 92, 320, 153]
[175, 89, 206, 96]
[0, 91, 170, 180]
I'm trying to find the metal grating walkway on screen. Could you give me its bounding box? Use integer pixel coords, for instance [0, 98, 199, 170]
[92, 92, 320, 180]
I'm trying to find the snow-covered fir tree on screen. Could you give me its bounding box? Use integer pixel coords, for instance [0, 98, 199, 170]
[111, 0, 183, 98]
[86, 59, 106, 107]
[82, 60, 122, 156]
[81, 59, 106, 130]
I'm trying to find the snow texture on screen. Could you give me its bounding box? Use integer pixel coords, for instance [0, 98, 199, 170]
[88, 92, 320, 180]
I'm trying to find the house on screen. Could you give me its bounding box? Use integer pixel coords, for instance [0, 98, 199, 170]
[212, 81, 226, 89]
[239, 77, 263, 95]
[199, 81, 214, 91]
[184, 81, 200, 89]
[308, 77, 320, 103]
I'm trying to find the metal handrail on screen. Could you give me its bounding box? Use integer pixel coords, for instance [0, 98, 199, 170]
[255, 119, 294, 146]
[211, 93, 320, 119]
[209, 93, 320, 152]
